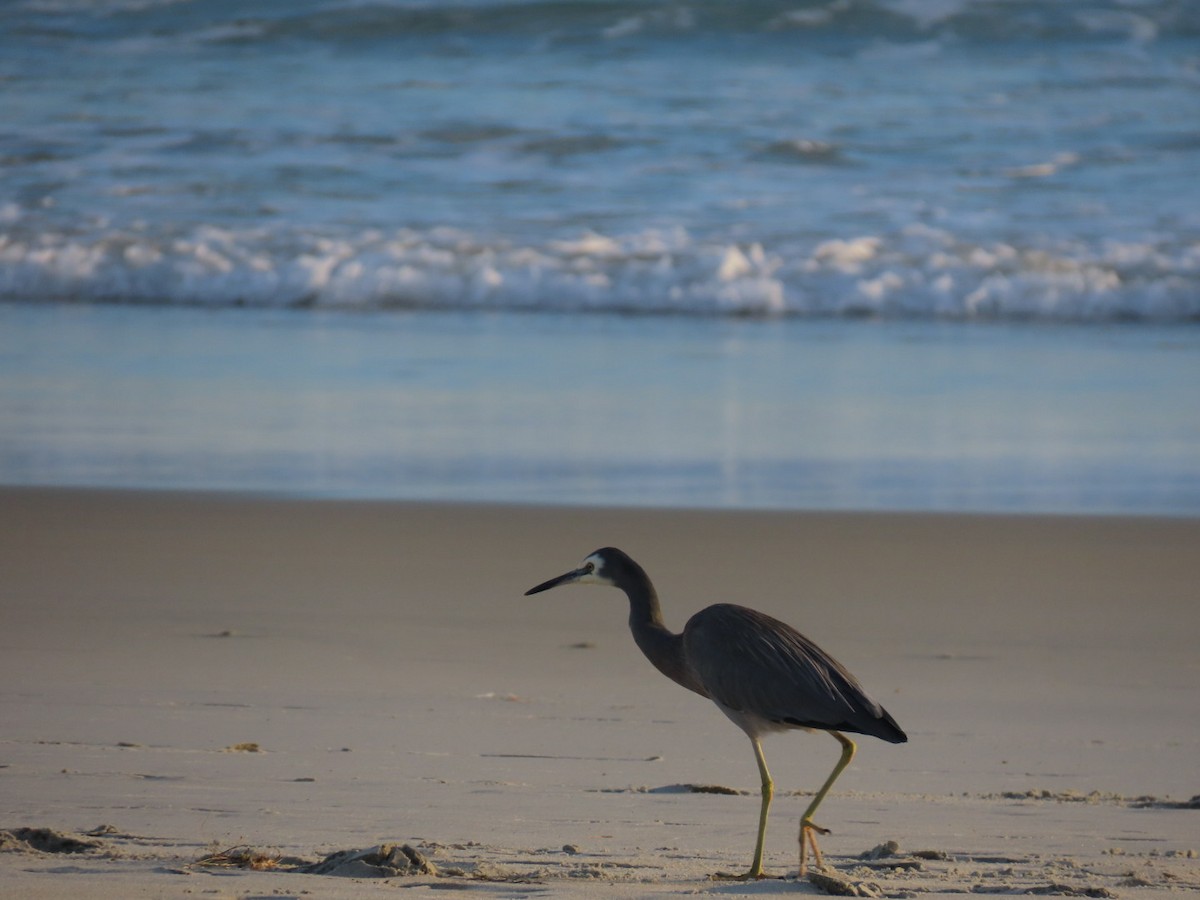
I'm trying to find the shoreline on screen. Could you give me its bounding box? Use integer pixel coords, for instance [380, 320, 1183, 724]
[3, 487, 1197, 896]
[8, 479, 1200, 519]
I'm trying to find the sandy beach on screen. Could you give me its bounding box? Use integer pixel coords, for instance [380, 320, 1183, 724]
[2, 487, 1197, 897]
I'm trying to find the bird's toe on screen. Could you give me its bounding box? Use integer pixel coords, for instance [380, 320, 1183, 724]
[801, 818, 831, 836]
[712, 868, 775, 881]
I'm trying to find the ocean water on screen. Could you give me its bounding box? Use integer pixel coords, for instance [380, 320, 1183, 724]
[2, 0, 1198, 319]
[1, 0, 1199, 513]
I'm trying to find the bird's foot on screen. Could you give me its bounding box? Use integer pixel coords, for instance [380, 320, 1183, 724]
[711, 869, 777, 881]
[798, 819, 830, 876]
[802, 819, 831, 837]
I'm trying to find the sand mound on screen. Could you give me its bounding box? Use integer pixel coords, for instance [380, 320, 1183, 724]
[0, 827, 100, 855]
[300, 843, 437, 878]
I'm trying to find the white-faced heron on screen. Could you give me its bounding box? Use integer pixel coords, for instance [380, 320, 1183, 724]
[525, 546, 906, 880]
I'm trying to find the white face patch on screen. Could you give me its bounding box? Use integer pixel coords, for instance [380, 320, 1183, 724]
[575, 552, 610, 586]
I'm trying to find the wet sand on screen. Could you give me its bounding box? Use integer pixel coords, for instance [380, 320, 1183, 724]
[2, 487, 1197, 897]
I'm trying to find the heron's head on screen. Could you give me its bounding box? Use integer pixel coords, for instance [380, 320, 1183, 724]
[524, 547, 629, 595]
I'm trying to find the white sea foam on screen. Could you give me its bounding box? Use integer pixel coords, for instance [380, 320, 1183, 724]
[2, 225, 1196, 322]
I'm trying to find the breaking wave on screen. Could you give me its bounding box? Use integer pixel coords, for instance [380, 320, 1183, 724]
[2, 223, 1196, 321]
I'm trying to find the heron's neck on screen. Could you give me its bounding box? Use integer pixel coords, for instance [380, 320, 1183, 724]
[624, 579, 708, 698]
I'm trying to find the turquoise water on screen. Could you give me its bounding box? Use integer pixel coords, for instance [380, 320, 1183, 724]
[2, 0, 1198, 320]
[3, 303, 1197, 515]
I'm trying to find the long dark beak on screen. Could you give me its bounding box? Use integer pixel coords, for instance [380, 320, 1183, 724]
[525, 567, 586, 595]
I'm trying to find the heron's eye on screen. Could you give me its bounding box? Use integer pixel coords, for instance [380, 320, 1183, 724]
[583, 562, 595, 573]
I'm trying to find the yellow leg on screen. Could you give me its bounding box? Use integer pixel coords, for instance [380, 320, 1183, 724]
[713, 736, 773, 880]
[748, 736, 773, 878]
[799, 731, 856, 876]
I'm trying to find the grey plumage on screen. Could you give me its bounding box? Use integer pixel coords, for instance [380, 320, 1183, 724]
[684, 603, 906, 742]
[525, 546, 906, 880]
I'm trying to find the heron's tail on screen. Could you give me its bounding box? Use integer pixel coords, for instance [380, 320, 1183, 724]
[871, 705, 907, 744]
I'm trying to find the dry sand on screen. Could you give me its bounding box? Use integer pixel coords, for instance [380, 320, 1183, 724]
[1, 487, 1197, 898]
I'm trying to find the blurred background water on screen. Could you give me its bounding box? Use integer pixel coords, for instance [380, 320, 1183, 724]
[1, 0, 1198, 513]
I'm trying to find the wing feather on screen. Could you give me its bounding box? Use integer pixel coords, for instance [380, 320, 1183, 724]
[683, 604, 905, 742]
